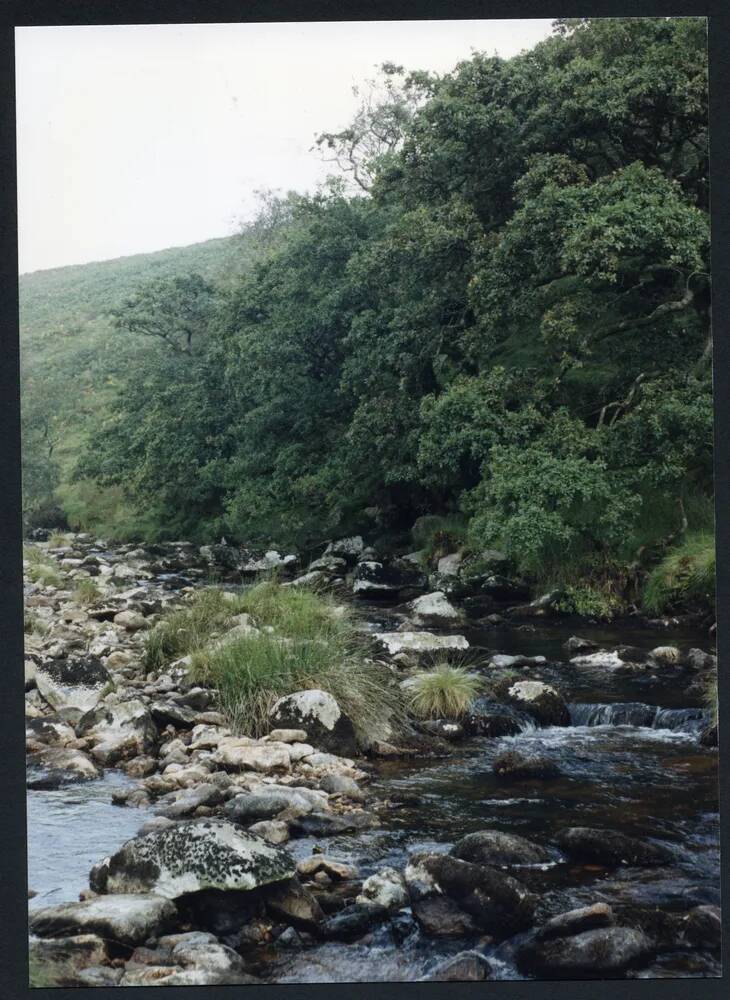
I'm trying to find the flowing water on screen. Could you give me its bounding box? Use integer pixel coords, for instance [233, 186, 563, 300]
[27, 608, 720, 982]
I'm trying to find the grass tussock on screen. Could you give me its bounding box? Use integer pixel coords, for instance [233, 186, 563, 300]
[26, 563, 62, 588]
[73, 577, 101, 605]
[643, 532, 716, 614]
[404, 664, 483, 720]
[148, 581, 406, 741]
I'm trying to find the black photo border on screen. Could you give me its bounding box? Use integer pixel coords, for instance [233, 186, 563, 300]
[0, 2, 727, 998]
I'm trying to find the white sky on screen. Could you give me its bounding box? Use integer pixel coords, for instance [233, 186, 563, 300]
[15, 19, 554, 274]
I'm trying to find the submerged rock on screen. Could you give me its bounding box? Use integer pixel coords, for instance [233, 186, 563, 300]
[30, 894, 177, 947]
[424, 951, 493, 981]
[493, 750, 561, 782]
[318, 902, 389, 940]
[451, 830, 551, 867]
[555, 827, 673, 867]
[496, 679, 570, 727]
[517, 925, 652, 978]
[536, 903, 615, 941]
[90, 819, 296, 898]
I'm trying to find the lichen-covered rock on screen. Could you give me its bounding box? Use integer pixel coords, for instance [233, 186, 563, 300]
[89, 819, 296, 899]
[496, 679, 570, 727]
[324, 536, 364, 561]
[35, 655, 112, 714]
[356, 868, 408, 911]
[374, 631, 469, 657]
[555, 827, 673, 867]
[30, 894, 176, 946]
[407, 591, 463, 626]
[113, 610, 149, 632]
[270, 689, 358, 755]
[77, 698, 158, 766]
[25, 716, 77, 752]
[451, 830, 552, 867]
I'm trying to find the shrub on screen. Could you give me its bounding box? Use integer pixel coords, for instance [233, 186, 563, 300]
[404, 665, 483, 720]
[27, 563, 62, 587]
[555, 583, 623, 619]
[643, 533, 716, 614]
[48, 531, 68, 547]
[73, 578, 101, 605]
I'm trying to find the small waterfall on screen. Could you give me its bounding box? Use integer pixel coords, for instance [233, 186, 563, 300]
[569, 702, 710, 735]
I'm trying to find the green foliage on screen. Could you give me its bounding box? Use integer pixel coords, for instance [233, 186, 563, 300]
[405, 665, 483, 719]
[143, 588, 239, 670]
[643, 532, 716, 613]
[21, 18, 714, 615]
[555, 584, 623, 620]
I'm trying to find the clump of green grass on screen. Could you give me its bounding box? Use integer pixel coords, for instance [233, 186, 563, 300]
[404, 664, 484, 720]
[411, 514, 469, 564]
[23, 544, 46, 565]
[182, 581, 405, 740]
[643, 533, 716, 614]
[27, 563, 62, 587]
[73, 577, 101, 605]
[48, 530, 68, 547]
[143, 587, 239, 669]
[29, 953, 76, 988]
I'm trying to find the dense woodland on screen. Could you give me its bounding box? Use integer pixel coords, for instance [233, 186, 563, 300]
[21, 17, 714, 617]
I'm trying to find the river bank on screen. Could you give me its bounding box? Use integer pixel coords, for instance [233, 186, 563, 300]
[25, 533, 721, 984]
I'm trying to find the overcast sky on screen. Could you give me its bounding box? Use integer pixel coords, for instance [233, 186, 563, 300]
[15, 19, 554, 274]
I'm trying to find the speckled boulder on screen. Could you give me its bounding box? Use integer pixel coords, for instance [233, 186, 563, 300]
[270, 689, 358, 755]
[495, 679, 570, 727]
[89, 819, 296, 899]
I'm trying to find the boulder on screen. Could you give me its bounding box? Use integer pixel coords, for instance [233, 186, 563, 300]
[493, 750, 561, 782]
[424, 951, 493, 981]
[324, 536, 365, 562]
[374, 631, 469, 657]
[35, 655, 112, 714]
[25, 717, 77, 752]
[680, 904, 722, 949]
[412, 853, 537, 937]
[289, 811, 376, 838]
[410, 895, 478, 937]
[30, 894, 176, 947]
[77, 699, 158, 766]
[496, 679, 570, 727]
[649, 646, 680, 666]
[241, 550, 297, 573]
[213, 738, 292, 773]
[90, 819, 296, 898]
[248, 820, 290, 845]
[318, 772, 364, 799]
[270, 689, 358, 756]
[113, 610, 149, 632]
[464, 698, 524, 737]
[356, 867, 407, 911]
[263, 877, 325, 930]
[481, 576, 530, 602]
[154, 783, 225, 818]
[564, 636, 599, 653]
[517, 925, 651, 978]
[28, 933, 109, 972]
[686, 648, 717, 672]
[436, 553, 463, 577]
[319, 902, 389, 940]
[224, 787, 323, 823]
[570, 650, 624, 669]
[352, 560, 426, 597]
[555, 827, 673, 867]
[451, 830, 551, 867]
[27, 747, 100, 789]
[407, 591, 463, 626]
[297, 856, 360, 882]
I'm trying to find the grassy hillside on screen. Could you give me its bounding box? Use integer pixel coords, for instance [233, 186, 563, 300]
[19, 231, 260, 534]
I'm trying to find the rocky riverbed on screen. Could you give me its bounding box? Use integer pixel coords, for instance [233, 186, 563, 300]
[25, 533, 721, 984]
